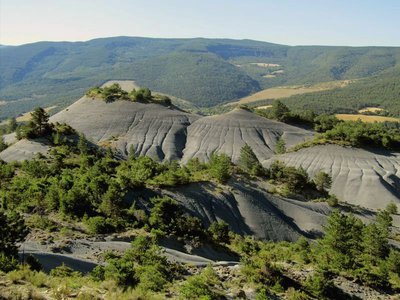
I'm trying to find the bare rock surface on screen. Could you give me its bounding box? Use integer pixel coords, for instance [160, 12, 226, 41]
[0, 139, 49, 162]
[182, 108, 313, 164]
[2, 132, 17, 145]
[270, 145, 400, 209]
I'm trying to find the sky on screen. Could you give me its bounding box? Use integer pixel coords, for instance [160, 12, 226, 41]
[1, 0, 399, 46]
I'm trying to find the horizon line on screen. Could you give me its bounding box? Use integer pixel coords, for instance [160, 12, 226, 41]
[1, 35, 400, 48]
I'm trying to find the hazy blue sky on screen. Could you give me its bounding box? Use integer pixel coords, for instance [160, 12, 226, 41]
[1, 0, 399, 46]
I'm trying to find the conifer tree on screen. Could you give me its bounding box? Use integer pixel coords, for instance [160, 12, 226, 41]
[271, 100, 290, 121]
[313, 171, 332, 192]
[317, 210, 363, 271]
[209, 152, 232, 183]
[0, 211, 29, 271]
[238, 144, 263, 175]
[31, 107, 50, 135]
[78, 133, 89, 155]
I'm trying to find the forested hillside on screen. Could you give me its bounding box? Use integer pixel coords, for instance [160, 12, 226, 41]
[278, 71, 400, 116]
[1, 36, 400, 119]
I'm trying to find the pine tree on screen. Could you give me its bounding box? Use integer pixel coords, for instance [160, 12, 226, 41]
[31, 107, 50, 136]
[386, 202, 398, 215]
[376, 209, 393, 237]
[209, 152, 232, 183]
[0, 211, 29, 258]
[317, 210, 364, 271]
[78, 133, 89, 155]
[271, 100, 290, 121]
[313, 171, 332, 192]
[100, 182, 125, 217]
[360, 223, 389, 267]
[238, 144, 263, 175]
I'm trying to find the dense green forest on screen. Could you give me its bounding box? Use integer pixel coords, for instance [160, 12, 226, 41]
[1, 37, 400, 120]
[273, 72, 400, 116]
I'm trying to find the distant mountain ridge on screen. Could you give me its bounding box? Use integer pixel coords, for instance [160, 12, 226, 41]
[1, 36, 400, 119]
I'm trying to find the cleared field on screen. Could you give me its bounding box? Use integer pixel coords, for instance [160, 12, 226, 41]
[256, 105, 273, 110]
[249, 63, 281, 67]
[336, 114, 400, 123]
[229, 79, 354, 106]
[236, 62, 281, 68]
[358, 107, 385, 113]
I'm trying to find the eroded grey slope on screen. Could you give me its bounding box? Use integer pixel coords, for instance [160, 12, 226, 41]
[0, 139, 50, 162]
[131, 180, 331, 241]
[182, 108, 313, 164]
[269, 145, 400, 209]
[50, 97, 200, 160]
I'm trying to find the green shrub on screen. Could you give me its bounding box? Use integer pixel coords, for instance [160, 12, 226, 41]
[26, 254, 42, 271]
[304, 271, 333, 297]
[50, 263, 81, 277]
[0, 136, 7, 152]
[208, 221, 230, 244]
[326, 195, 339, 207]
[149, 196, 180, 233]
[90, 265, 105, 281]
[313, 171, 332, 192]
[103, 257, 136, 286]
[386, 249, 400, 274]
[179, 266, 220, 299]
[129, 88, 152, 102]
[269, 160, 309, 194]
[0, 210, 29, 264]
[255, 288, 269, 300]
[238, 144, 263, 175]
[386, 202, 398, 215]
[85, 216, 115, 234]
[26, 215, 58, 232]
[275, 137, 286, 154]
[208, 152, 232, 183]
[286, 287, 310, 300]
[136, 265, 168, 292]
[314, 114, 340, 132]
[0, 252, 18, 272]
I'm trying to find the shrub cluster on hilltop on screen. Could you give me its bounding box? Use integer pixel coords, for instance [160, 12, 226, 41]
[86, 84, 172, 106]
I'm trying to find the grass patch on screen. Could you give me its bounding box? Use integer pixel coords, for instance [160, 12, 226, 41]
[336, 114, 400, 123]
